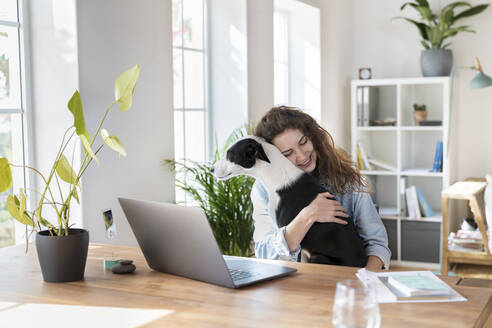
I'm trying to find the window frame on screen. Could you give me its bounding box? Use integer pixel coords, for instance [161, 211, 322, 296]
[0, 0, 33, 245]
[172, 0, 209, 204]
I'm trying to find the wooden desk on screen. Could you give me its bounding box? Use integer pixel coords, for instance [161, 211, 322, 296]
[1, 244, 491, 327]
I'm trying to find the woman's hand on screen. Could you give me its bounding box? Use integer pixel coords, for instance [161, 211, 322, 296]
[300, 192, 349, 225]
[284, 192, 348, 252]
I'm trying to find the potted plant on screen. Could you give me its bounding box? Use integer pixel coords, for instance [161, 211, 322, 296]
[395, 1, 488, 76]
[0, 64, 140, 282]
[413, 103, 427, 126]
[164, 124, 255, 257]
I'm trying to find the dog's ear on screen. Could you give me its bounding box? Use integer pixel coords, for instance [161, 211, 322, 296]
[254, 143, 270, 163]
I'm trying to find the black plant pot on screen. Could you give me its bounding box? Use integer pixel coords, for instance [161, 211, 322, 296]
[35, 228, 89, 283]
[420, 49, 453, 77]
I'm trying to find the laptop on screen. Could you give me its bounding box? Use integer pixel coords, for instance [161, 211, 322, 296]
[118, 197, 297, 288]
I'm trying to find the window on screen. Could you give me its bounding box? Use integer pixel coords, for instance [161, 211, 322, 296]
[0, 0, 28, 247]
[172, 0, 207, 204]
[274, 0, 320, 121]
[274, 11, 289, 106]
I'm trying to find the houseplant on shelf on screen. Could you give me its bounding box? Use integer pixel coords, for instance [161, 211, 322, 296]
[413, 103, 427, 125]
[163, 124, 255, 257]
[0, 64, 140, 282]
[395, 1, 488, 76]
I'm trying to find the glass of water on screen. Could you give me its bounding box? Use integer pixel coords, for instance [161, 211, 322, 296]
[332, 279, 381, 328]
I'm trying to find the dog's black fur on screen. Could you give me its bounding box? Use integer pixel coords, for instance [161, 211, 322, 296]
[276, 173, 367, 267]
[222, 138, 367, 267]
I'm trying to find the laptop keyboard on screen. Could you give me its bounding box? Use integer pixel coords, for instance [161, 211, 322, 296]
[228, 268, 260, 281]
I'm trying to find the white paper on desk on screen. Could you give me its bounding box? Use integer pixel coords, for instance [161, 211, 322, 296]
[356, 269, 468, 303]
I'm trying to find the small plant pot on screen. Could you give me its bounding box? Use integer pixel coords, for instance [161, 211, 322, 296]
[413, 110, 428, 126]
[35, 228, 89, 282]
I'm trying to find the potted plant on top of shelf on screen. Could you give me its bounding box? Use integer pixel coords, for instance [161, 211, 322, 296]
[394, 1, 489, 77]
[0, 64, 140, 282]
[413, 103, 427, 126]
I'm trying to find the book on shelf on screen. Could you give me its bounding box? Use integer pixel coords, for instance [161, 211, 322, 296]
[416, 188, 435, 217]
[357, 142, 372, 170]
[369, 158, 397, 171]
[356, 144, 365, 170]
[431, 141, 443, 172]
[419, 120, 442, 126]
[405, 185, 422, 219]
[400, 177, 407, 216]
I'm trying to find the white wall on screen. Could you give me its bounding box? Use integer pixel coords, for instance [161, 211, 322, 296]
[76, 0, 175, 245]
[247, 0, 274, 123]
[347, 0, 492, 181]
[28, 0, 82, 231]
[208, 0, 248, 151]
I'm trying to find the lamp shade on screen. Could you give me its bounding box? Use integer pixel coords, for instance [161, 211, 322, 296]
[470, 71, 492, 89]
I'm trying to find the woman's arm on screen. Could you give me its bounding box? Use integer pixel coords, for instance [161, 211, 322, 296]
[251, 183, 349, 259]
[351, 191, 391, 270]
[285, 192, 349, 252]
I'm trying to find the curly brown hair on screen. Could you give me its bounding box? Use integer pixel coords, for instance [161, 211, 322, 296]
[254, 106, 367, 195]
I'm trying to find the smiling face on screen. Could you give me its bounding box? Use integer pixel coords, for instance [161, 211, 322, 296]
[272, 128, 317, 174]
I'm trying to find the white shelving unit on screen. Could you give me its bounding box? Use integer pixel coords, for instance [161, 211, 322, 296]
[350, 77, 450, 268]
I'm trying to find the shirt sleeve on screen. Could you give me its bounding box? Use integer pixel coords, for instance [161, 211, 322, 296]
[350, 190, 392, 269]
[250, 182, 301, 261]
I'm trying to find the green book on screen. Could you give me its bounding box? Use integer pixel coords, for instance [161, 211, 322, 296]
[387, 274, 451, 297]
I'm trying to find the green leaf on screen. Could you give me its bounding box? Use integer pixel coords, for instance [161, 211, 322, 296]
[80, 134, 99, 165]
[36, 207, 55, 229]
[442, 2, 471, 13]
[415, 6, 435, 21]
[420, 40, 430, 49]
[7, 195, 35, 226]
[19, 189, 26, 221]
[453, 4, 489, 22]
[71, 187, 80, 204]
[101, 129, 127, 156]
[400, 2, 418, 11]
[67, 90, 88, 137]
[394, 17, 429, 40]
[415, 0, 429, 7]
[56, 154, 81, 187]
[0, 158, 12, 192]
[114, 64, 140, 112]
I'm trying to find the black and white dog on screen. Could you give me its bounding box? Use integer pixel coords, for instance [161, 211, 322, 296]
[213, 136, 367, 267]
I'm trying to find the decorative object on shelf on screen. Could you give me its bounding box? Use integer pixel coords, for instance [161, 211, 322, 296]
[419, 120, 442, 126]
[163, 124, 256, 257]
[412, 103, 427, 126]
[431, 141, 443, 173]
[0, 64, 140, 283]
[394, 1, 489, 77]
[370, 118, 397, 126]
[359, 67, 372, 80]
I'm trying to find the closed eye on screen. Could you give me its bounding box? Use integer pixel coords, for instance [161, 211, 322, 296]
[299, 136, 308, 145]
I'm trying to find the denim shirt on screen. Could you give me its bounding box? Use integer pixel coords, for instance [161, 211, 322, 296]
[251, 181, 391, 269]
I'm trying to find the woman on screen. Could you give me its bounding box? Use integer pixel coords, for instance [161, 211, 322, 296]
[251, 106, 390, 271]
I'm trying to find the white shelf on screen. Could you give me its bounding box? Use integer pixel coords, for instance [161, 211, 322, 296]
[400, 126, 443, 131]
[400, 169, 443, 177]
[351, 77, 450, 266]
[357, 126, 397, 131]
[360, 170, 398, 176]
[380, 215, 442, 223]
